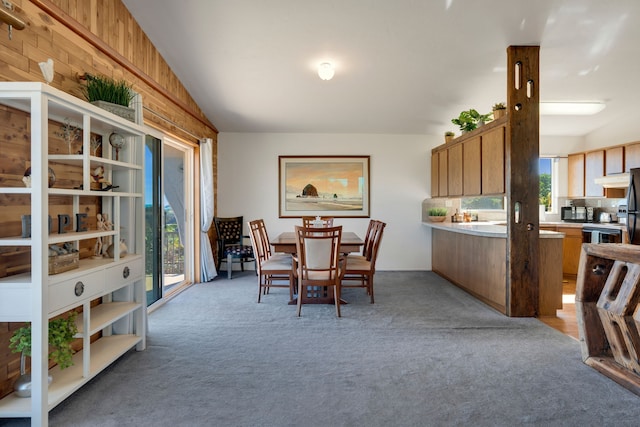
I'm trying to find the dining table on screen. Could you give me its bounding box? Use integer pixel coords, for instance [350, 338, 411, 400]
[270, 231, 364, 306]
[270, 231, 364, 255]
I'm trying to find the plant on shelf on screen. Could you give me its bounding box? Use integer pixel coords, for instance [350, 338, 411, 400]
[82, 73, 134, 107]
[451, 109, 493, 133]
[9, 312, 79, 371]
[492, 102, 507, 119]
[444, 131, 455, 143]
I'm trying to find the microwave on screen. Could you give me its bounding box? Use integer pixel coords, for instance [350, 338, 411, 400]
[561, 206, 588, 222]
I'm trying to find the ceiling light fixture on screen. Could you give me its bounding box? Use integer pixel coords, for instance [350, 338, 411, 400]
[318, 62, 335, 81]
[540, 102, 606, 116]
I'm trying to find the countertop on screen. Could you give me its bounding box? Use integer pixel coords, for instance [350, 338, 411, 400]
[539, 221, 626, 231]
[422, 221, 564, 238]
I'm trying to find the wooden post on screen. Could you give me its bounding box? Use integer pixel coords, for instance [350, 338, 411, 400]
[506, 46, 540, 316]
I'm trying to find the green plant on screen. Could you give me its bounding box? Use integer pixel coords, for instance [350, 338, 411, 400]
[451, 109, 492, 133]
[492, 102, 506, 110]
[9, 312, 79, 370]
[82, 73, 134, 107]
[428, 207, 448, 216]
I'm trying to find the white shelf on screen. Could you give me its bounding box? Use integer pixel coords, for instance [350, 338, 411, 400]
[0, 82, 146, 422]
[75, 301, 141, 335]
[0, 334, 142, 416]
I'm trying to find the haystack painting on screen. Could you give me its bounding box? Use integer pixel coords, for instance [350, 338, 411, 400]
[279, 156, 370, 218]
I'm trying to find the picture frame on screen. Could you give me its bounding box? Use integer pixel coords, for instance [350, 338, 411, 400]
[279, 155, 370, 218]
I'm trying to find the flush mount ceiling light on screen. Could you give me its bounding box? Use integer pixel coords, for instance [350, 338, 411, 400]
[540, 102, 606, 116]
[318, 62, 335, 81]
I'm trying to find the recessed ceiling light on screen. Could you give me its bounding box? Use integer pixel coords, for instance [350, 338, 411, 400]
[540, 102, 606, 115]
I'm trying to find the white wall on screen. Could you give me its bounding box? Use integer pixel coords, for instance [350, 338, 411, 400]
[217, 133, 437, 270]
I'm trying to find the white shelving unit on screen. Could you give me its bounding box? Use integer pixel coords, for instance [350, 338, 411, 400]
[0, 83, 146, 426]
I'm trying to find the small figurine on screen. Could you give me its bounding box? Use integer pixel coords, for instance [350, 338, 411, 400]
[91, 166, 112, 189]
[93, 213, 105, 258]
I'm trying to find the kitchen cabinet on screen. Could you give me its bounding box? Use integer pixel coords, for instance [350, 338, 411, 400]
[481, 125, 505, 195]
[625, 142, 640, 171]
[557, 226, 583, 277]
[605, 146, 624, 175]
[463, 136, 481, 196]
[438, 150, 448, 197]
[0, 83, 146, 422]
[447, 144, 463, 196]
[430, 153, 439, 197]
[568, 153, 585, 197]
[585, 150, 605, 197]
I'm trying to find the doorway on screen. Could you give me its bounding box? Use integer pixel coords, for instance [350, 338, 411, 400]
[145, 132, 195, 306]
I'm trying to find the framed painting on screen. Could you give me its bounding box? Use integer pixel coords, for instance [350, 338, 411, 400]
[279, 155, 370, 218]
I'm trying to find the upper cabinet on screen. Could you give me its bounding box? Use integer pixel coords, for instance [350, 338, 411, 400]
[625, 142, 640, 172]
[430, 121, 505, 198]
[447, 144, 463, 197]
[567, 153, 585, 198]
[481, 125, 505, 195]
[585, 150, 605, 197]
[605, 146, 624, 175]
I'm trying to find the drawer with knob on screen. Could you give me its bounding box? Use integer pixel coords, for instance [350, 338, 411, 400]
[104, 257, 143, 293]
[49, 270, 105, 315]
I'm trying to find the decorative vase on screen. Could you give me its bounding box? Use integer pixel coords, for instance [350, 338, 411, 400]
[445, 135, 454, 144]
[106, 239, 128, 258]
[493, 109, 506, 119]
[14, 352, 52, 398]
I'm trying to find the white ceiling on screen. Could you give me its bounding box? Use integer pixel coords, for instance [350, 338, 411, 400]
[121, 0, 640, 137]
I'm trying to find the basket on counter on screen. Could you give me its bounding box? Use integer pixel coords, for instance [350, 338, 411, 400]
[49, 252, 79, 275]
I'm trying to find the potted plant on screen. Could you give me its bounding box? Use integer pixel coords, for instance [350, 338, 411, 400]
[492, 102, 507, 119]
[82, 73, 136, 122]
[451, 109, 492, 133]
[9, 312, 79, 397]
[444, 131, 455, 144]
[428, 207, 448, 222]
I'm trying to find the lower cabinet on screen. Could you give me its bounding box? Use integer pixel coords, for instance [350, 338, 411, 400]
[556, 226, 583, 277]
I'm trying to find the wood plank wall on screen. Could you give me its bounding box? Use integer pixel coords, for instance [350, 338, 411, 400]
[0, 0, 219, 399]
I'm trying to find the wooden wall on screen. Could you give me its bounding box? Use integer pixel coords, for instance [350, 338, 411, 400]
[0, 0, 219, 399]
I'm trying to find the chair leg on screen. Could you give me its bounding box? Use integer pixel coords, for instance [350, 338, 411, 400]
[296, 283, 303, 317]
[227, 254, 233, 279]
[334, 284, 341, 317]
[368, 275, 374, 304]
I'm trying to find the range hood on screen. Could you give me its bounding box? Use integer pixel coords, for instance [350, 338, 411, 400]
[594, 173, 630, 189]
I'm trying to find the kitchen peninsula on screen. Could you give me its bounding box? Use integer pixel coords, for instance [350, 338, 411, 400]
[423, 221, 564, 316]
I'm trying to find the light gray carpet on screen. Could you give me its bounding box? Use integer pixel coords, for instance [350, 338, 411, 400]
[3, 271, 640, 426]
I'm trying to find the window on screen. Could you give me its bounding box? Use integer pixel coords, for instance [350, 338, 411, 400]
[539, 157, 553, 212]
[461, 196, 505, 210]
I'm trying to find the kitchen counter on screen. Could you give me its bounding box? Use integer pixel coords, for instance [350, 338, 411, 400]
[425, 220, 563, 316]
[423, 221, 564, 238]
[541, 221, 625, 231]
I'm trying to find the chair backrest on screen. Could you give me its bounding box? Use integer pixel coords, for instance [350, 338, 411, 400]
[294, 225, 342, 283]
[361, 219, 377, 260]
[214, 216, 244, 247]
[301, 216, 335, 228]
[248, 219, 272, 264]
[367, 221, 386, 270]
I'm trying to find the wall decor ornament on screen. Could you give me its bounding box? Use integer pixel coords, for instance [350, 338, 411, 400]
[278, 155, 370, 218]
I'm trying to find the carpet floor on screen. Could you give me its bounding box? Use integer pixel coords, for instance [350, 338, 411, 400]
[3, 271, 640, 426]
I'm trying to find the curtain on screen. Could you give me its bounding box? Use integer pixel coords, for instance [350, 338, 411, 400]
[200, 138, 217, 281]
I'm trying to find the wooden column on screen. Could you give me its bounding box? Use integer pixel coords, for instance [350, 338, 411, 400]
[505, 46, 540, 316]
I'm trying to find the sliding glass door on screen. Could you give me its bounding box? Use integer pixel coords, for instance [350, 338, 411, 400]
[145, 133, 194, 306]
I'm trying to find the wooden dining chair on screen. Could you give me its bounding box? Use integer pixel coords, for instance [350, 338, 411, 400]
[301, 216, 335, 227]
[293, 225, 344, 317]
[342, 220, 386, 303]
[213, 216, 255, 279]
[248, 219, 294, 302]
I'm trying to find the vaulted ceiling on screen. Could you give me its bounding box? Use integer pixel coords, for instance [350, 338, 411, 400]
[122, 0, 640, 137]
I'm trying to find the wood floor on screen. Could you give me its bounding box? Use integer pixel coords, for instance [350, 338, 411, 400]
[539, 277, 579, 340]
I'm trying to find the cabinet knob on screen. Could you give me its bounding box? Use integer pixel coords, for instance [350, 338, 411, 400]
[74, 281, 85, 297]
[123, 266, 130, 279]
